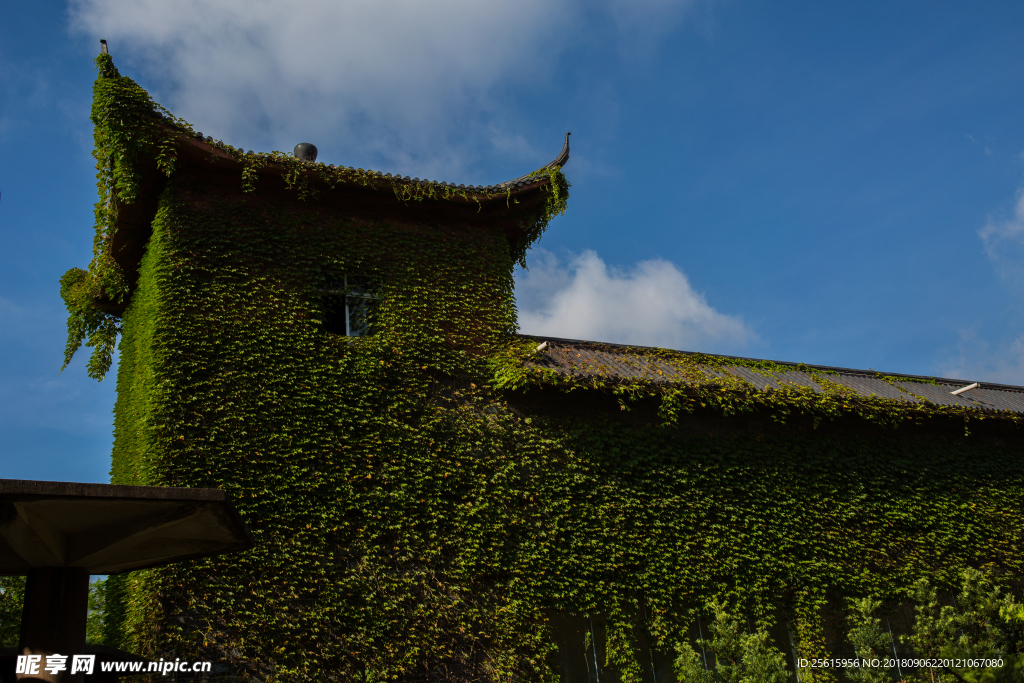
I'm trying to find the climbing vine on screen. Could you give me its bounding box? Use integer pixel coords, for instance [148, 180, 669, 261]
[65, 55, 1024, 683]
[61, 54, 184, 379]
[489, 339, 1020, 432]
[63, 54, 568, 379]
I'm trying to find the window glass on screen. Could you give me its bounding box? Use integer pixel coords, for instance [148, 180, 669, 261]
[320, 275, 378, 337]
[346, 296, 372, 337]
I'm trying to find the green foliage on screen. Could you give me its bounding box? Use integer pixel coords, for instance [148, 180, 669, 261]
[0, 577, 106, 647]
[88, 578, 106, 644]
[60, 267, 120, 379]
[69, 53, 1024, 683]
[674, 599, 789, 683]
[67, 54, 568, 380]
[904, 570, 1024, 683]
[943, 570, 1024, 659]
[61, 54, 184, 378]
[102, 574, 128, 650]
[491, 341, 1017, 431]
[106, 179, 555, 679]
[91, 53, 180, 206]
[102, 178, 1024, 679]
[676, 642, 717, 683]
[844, 598, 894, 683]
[0, 576, 25, 646]
[961, 656, 1024, 683]
[487, 338, 562, 390]
[510, 166, 570, 267]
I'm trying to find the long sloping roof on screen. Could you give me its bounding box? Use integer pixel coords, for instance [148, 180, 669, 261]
[519, 335, 1024, 416]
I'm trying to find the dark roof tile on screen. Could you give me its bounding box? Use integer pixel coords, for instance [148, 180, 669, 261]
[518, 335, 1024, 416]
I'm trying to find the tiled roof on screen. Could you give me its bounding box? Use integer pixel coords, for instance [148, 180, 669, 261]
[183, 127, 570, 197]
[520, 335, 1024, 416]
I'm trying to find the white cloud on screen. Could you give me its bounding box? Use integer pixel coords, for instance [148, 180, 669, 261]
[943, 184, 1024, 386]
[68, 0, 702, 179]
[515, 249, 754, 351]
[979, 184, 1024, 287]
[939, 329, 1024, 386]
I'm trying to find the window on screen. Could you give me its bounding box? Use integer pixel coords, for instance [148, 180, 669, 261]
[321, 275, 379, 337]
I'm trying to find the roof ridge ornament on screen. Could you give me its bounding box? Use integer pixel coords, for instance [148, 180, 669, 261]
[294, 142, 318, 162]
[497, 132, 570, 189]
[548, 132, 570, 169]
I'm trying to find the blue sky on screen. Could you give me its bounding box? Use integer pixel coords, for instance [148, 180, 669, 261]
[2, 0, 1024, 483]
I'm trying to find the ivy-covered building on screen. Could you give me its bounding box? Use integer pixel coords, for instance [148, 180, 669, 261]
[63, 52, 1024, 683]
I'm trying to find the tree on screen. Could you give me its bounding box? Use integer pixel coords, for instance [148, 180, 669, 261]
[905, 569, 1024, 683]
[844, 597, 897, 683]
[675, 599, 790, 683]
[87, 578, 106, 644]
[0, 576, 25, 646]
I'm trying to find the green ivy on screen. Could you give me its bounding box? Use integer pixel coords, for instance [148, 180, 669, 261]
[60, 54, 182, 379]
[63, 54, 568, 380]
[489, 341, 1018, 432]
[67, 54, 1024, 683]
[86, 578, 107, 644]
[0, 576, 25, 646]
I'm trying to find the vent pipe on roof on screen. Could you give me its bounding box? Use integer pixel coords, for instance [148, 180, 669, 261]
[294, 143, 318, 162]
[100, 39, 108, 54]
[950, 382, 980, 396]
